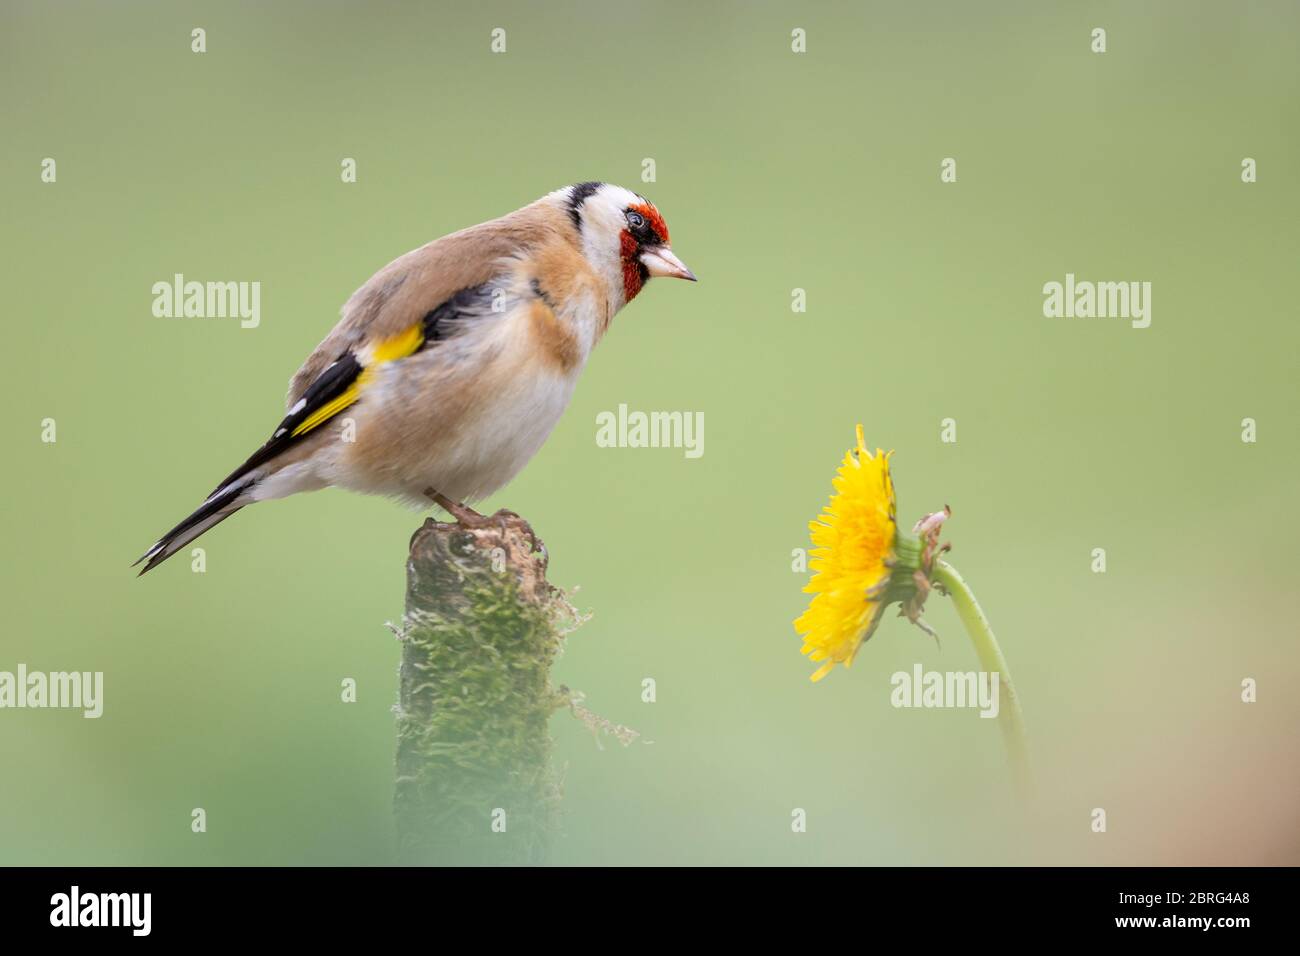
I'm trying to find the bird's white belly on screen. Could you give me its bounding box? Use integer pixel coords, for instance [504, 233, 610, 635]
[427, 368, 577, 503]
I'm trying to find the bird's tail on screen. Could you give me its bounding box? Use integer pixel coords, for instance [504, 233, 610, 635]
[134, 479, 252, 575]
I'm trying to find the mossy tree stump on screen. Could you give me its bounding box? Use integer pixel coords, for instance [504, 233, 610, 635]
[394, 515, 569, 865]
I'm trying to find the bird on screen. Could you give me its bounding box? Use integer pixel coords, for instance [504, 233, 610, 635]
[135, 182, 696, 574]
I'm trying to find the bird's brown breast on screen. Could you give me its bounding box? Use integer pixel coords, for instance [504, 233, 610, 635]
[525, 296, 581, 374]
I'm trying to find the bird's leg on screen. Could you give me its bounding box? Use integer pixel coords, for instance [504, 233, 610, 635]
[423, 488, 490, 526]
[422, 488, 542, 553]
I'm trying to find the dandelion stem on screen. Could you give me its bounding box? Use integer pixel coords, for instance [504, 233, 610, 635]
[931, 559, 1031, 797]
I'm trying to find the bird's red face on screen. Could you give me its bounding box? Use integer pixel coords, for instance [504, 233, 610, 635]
[564, 183, 696, 306]
[619, 202, 695, 302]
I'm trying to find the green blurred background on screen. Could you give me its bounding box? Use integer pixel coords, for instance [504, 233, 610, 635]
[3, 0, 1297, 865]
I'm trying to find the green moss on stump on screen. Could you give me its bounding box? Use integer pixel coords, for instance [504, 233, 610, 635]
[394, 517, 569, 865]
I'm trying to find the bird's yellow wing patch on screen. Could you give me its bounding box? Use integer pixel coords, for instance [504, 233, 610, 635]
[291, 384, 361, 437]
[370, 323, 425, 364]
[289, 324, 425, 438]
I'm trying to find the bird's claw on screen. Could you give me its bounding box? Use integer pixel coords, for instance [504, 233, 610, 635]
[423, 489, 542, 553]
[491, 509, 543, 554]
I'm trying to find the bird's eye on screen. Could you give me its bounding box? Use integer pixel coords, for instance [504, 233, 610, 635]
[626, 211, 646, 229]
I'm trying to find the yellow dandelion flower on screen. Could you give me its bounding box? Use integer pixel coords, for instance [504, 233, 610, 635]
[794, 425, 899, 682]
[790, 426, 1031, 794]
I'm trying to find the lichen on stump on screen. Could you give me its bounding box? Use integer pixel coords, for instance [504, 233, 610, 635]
[394, 514, 570, 865]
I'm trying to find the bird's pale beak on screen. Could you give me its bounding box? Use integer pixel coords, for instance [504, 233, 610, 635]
[640, 246, 697, 281]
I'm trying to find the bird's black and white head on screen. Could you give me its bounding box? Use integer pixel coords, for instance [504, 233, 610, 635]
[558, 182, 695, 306]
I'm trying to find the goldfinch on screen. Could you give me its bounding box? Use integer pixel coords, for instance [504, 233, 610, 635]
[136, 182, 695, 574]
